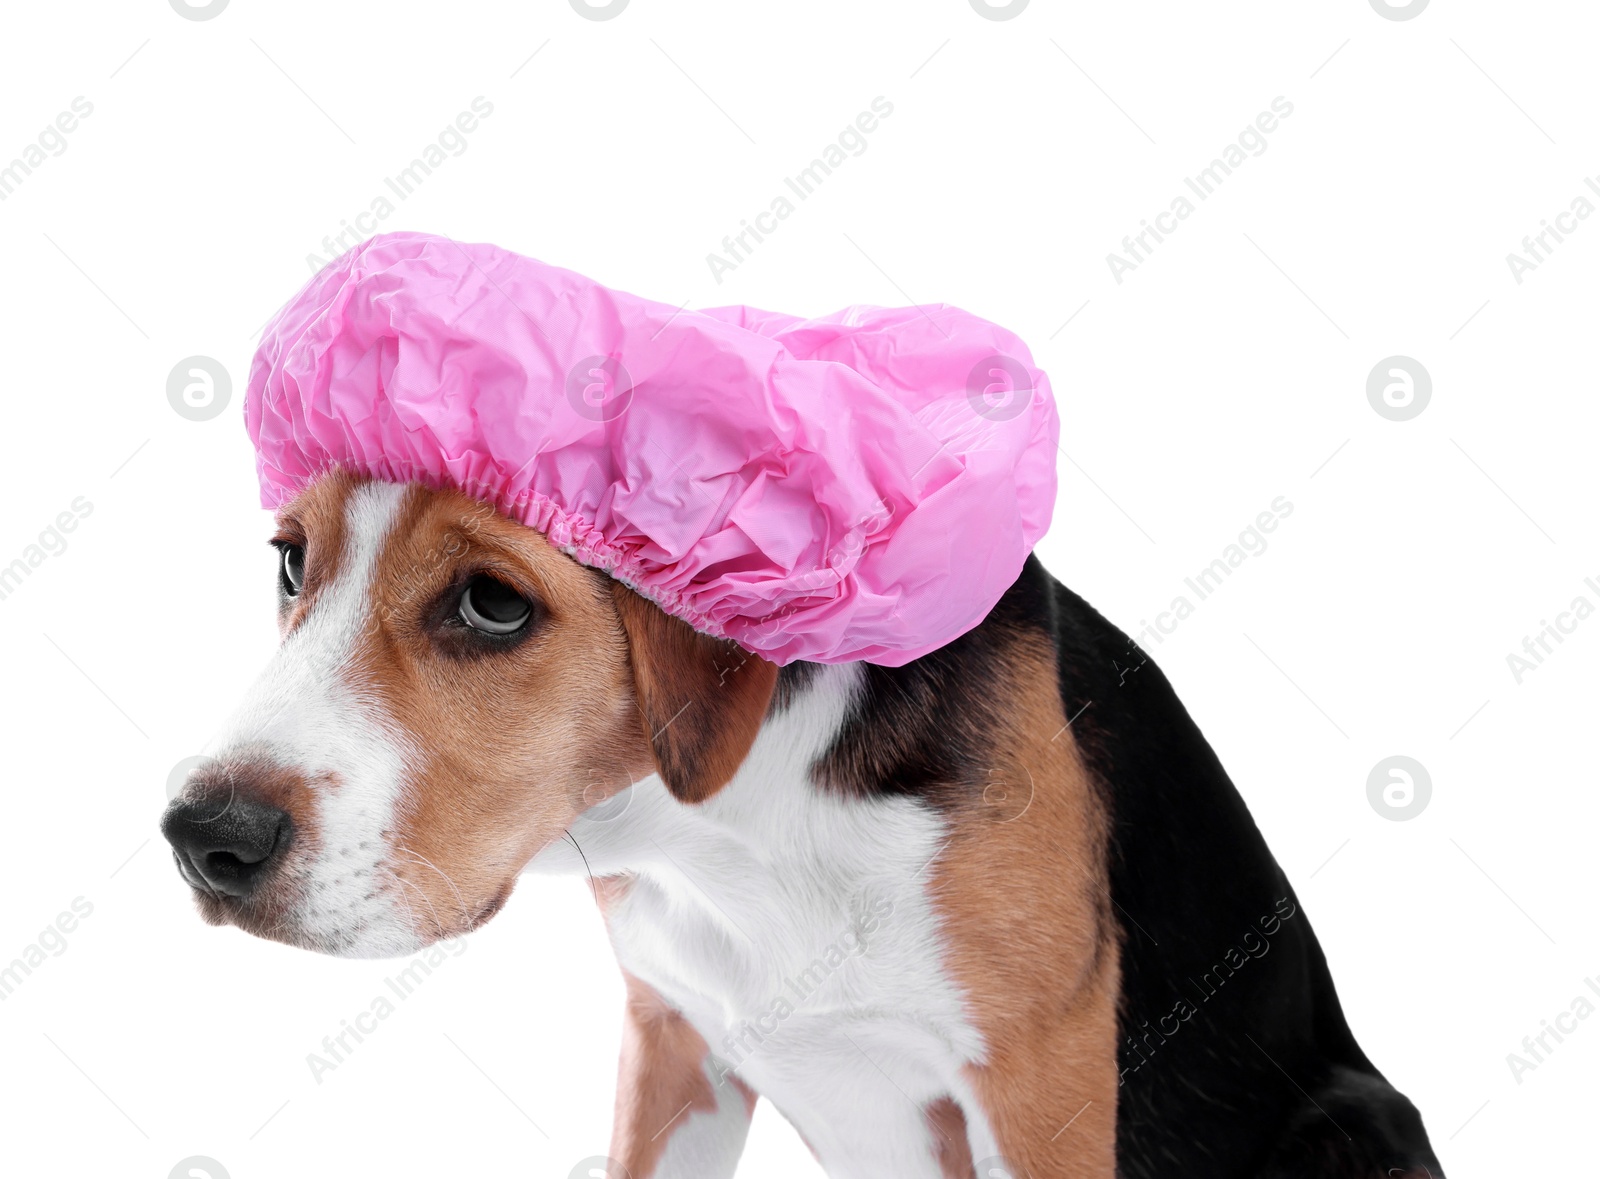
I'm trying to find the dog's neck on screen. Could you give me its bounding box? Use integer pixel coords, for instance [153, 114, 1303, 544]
[526, 660, 883, 882]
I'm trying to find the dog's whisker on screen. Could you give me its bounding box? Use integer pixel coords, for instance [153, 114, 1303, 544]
[396, 845, 472, 924]
[379, 863, 447, 937]
[564, 829, 599, 906]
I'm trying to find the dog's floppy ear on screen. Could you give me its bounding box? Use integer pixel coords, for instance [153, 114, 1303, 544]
[610, 582, 779, 803]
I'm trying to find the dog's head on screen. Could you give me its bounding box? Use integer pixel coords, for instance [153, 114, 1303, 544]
[161, 472, 777, 956]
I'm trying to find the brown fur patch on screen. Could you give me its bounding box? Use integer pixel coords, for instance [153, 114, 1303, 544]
[344, 480, 658, 939]
[926, 1096, 976, 1178]
[929, 633, 1120, 1178]
[609, 971, 750, 1177]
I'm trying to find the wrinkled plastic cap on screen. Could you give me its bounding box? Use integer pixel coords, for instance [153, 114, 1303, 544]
[246, 232, 1057, 665]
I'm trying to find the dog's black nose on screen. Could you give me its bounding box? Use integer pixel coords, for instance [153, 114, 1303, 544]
[161, 798, 292, 898]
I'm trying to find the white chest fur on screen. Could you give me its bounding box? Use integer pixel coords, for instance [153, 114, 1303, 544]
[530, 664, 999, 1176]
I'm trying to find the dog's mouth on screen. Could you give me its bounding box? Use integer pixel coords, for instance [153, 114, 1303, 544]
[174, 844, 515, 958]
[184, 878, 421, 959]
[467, 882, 514, 931]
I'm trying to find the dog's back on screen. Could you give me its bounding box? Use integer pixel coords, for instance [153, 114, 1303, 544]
[769, 553, 1443, 1175]
[1025, 557, 1440, 1177]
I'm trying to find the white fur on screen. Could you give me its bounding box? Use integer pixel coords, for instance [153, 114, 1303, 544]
[206, 482, 421, 957]
[529, 663, 997, 1176]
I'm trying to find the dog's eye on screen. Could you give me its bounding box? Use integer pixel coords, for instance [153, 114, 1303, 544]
[279, 544, 305, 596]
[458, 575, 532, 635]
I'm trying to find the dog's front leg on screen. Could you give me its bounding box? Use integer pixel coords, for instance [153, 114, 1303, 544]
[609, 971, 756, 1179]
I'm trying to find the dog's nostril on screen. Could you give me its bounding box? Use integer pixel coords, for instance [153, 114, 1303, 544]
[160, 798, 292, 899]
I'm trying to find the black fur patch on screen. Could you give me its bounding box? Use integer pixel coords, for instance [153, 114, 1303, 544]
[783, 568, 1047, 808]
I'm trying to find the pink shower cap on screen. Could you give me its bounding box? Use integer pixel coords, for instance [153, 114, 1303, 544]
[245, 232, 1057, 666]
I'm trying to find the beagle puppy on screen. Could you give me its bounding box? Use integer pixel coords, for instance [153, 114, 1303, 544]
[162, 471, 1443, 1178]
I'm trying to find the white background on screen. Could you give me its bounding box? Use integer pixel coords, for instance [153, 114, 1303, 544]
[0, 1, 1594, 1175]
